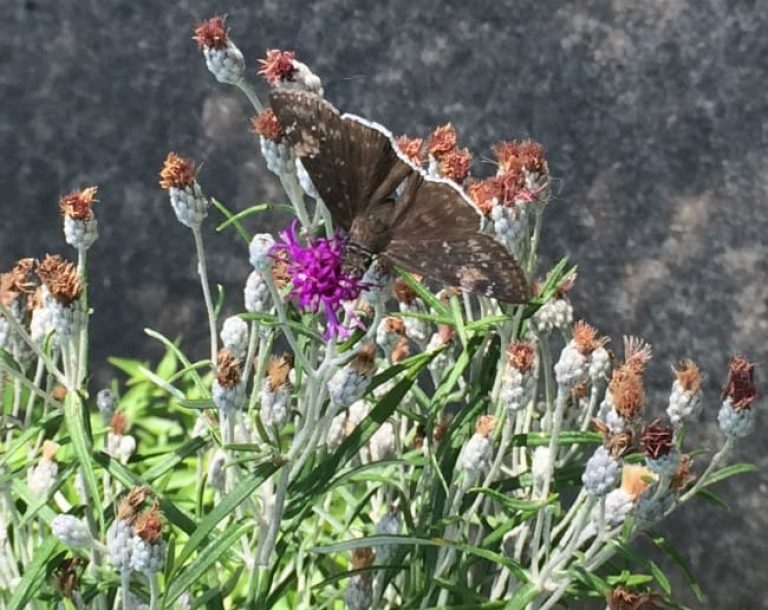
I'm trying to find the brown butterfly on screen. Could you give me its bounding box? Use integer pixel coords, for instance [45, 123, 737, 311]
[269, 89, 530, 303]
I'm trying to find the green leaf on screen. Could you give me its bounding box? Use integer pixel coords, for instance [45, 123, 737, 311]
[6, 536, 58, 610]
[511, 431, 602, 447]
[211, 197, 251, 244]
[504, 581, 539, 610]
[466, 487, 557, 515]
[144, 328, 207, 394]
[174, 462, 277, 571]
[695, 488, 730, 509]
[701, 462, 757, 488]
[141, 436, 208, 482]
[64, 392, 102, 529]
[216, 203, 269, 231]
[647, 530, 704, 601]
[396, 268, 449, 316]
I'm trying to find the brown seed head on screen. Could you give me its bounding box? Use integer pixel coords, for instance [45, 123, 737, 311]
[351, 344, 377, 376]
[215, 348, 242, 388]
[492, 139, 548, 176]
[475, 415, 496, 437]
[437, 324, 455, 345]
[258, 49, 297, 84]
[438, 147, 472, 183]
[609, 367, 645, 420]
[427, 123, 457, 158]
[623, 336, 652, 375]
[271, 256, 291, 290]
[36, 255, 82, 306]
[251, 109, 283, 142]
[266, 354, 292, 391]
[433, 418, 451, 443]
[593, 418, 635, 458]
[392, 277, 419, 305]
[116, 486, 151, 523]
[572, 320, 605, 355]
[0, 258, 38, 307]
[506, 341, 536, 373]
[722, 355, 757, 411]
[606, 586, 661, 610]
[351, 547, 375, 571]
[391, 336, 410, 363]
[110, 410, 129, 436]
[193, 16, 229, 50]
[467, 177, 500, 216]
[134, 501, 164, 544]
[59, 187, 98, 221]
[670, 453, 695, 492]
[672, 359, 702, 394]
[641, 418, 675, 460]
[396, 135, 424, 166]
[621, 464, 655, 501]
[382, 316, 406, 336]
[159, 152, 197, 190]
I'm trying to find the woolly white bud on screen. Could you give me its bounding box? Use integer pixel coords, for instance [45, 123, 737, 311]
[328, 368, 370, 409]
[399, 303, 428, 344]
[96, 389, 117, 423]
[717, 398, 756, 439]
[554, 340, 587, 389]
[51, 515, 95, 549]
[168, 184, 208, 228]
[106, 519, 134, 572]
[63, 216, 98, 250]
[207, 450, 227, 492]
[531, 446, 551, 492]
[260, 138, 293, 176]
[260, 380, 291, 429]
[279, 60, 323, 96]
[344, 576, 372, 610]
[582, 446, 620, 497]
[589, 346, 611, 383]
[375, 508, 402, 562]
[220, 316, 249, 359]
[27, 458, 58, 495]
[244, 270, 272, 314]
[107, 433, 137, 464]
[130, 536, 164, 575]
[459, 433, 493, 475]
[602, 488, 633, 528]
[359, 261, 392, 305]
[532, 298, 572, 334]
[49, 300, 85, 344]
[249, 234, 276, 271]
[203, 42, 245, 84]
[369, 422, 396, 462]
[667, 379, 702, 427]
[212, 380, 245, 412]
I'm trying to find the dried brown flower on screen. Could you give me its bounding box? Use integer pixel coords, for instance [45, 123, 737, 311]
[36, 255, 82, 306]
[193, 16, 229, 50]
[392, 277, 419, 304]
[0, 258, 38, 307]
[266, 354, 292, 391]
[134, 501, 164, 544]
[641, 418, 675, 460]
[466, 178, 500, 216]
[396, 135, 424, 165]
[496, 167, 528, 206]
[572, 320, 606, 355]
[722, 355, 757, 411]
[382, 317, 406, 336]
[59, 187, 98, 221]
[506, 341, 536, 373]
[438, 147, 472, 182]
[215, 348, 242, 388]
[593, 418, 635, 458]
[351, 344, 377, 376]
[53, 557, 87, 599]
[251, 109, 283, 142]
[110, 410, 129, 436]
[258, 49, 297, 84]
[621, 464, 655, 501]
[42, 440, 59, 461]
[672, 359, 702, 394]
[492, 139, 547, 176]
[606, 586, 661, 610]
[437, 324, 455, 345]
[623, 336, 652, 375]
[351, 547, 375, 571]
[669, 453, 695, 492]
[116, 486, 151, 523]
[391, 336, 410, 363]
[159, 152, 197, 190]
[609, 367, 645, 420]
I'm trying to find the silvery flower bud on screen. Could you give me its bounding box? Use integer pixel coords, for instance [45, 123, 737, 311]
[130, 536, 164, 575]
[212, 380, 245, 412]
[589, 346, 611, 384]
[169, 184, 208, 228]
[220, 316, 249, 359]
[602, 488, 633, 528]
[329, 347, 376, 408]
[30, 301, 55, 346]
[359, 260, 393, 305]
[554, 340, 587, 389]
[244, 270, 272, 314]
[28, 443, 59, 495]
[374, 507, 402, 563]
[64, 216, 98, 250]
[344, 576, 372, 610]
[369, 422, 396, 462]
[718, 398, 755, 439]
[49, 300, 85, 345]
[249, 234, 276, 271]
[97, 389, 117, 423]
[260, 379, 291, 429]
[296, 159, 320, 200]
[106, 519, 134, 572]
[582, 446, 620, 497]
[459, 416, 496, 476]
[667, 360, 703, 427]
[260, 138, 293, 176]
[207, 450, 227, 492]
[532, 298, 573, 334]
[203, 42, 245, 84]
[107, 433, 137, 464]
[52, 515, 95, 549]
[491, 204, 529, 259]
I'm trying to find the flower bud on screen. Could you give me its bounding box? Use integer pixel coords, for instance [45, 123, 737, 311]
[249, 234, 277, 272]
[220, 316, 249, 360]
[193, 16, 245, 84]
[51, 515, 95, 549]
[159, 153, 208, 228]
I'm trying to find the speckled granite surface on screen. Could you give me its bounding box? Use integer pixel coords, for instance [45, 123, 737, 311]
[1, 0, 766, 606]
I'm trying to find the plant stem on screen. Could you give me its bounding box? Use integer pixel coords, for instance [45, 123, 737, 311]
[192, 226, 219, 368]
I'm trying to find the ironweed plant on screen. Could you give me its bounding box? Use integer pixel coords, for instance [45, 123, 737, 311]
[0, 15, 761, 610]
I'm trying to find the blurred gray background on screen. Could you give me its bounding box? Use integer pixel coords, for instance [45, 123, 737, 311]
[1, 0, 766, 606]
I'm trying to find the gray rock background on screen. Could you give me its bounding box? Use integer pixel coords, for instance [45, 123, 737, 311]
[1, 0, 766, 606]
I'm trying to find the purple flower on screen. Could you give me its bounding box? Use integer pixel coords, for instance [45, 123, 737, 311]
[270, 222, 366, 338]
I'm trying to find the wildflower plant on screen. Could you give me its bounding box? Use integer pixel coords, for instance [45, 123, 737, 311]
[0, 14, 762, 610]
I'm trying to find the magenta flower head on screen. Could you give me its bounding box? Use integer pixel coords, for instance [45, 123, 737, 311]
[270, 222, 366, 339]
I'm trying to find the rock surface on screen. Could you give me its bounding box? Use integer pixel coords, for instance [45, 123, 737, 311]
[1, 0, 766, 606]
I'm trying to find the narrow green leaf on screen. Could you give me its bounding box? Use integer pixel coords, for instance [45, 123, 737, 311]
[647, 531, 704, 601]
[211, 197, 251, 244]
[64, 392, 102, 528]
[141, 436, 208, 482]
[695, 488, 730, 509]
[6, 536, 58, 610]
[396, 268, 449, 315]
[215, 204, 269, 231]
[144, 328, 206, 393]
[449, 295, 468, 347]
[511, 431, 602, 447]
[701, 462, 757, 488]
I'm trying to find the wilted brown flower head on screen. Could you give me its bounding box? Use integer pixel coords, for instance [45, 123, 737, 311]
[438, 147, 472, 183]
[134, 501, 164, 544]
[722, 355, 757, 411]
[382, 316, 406, 336]
[53, 557, 87, 599]
[427, 123, 457, 158]
[492, 139, 548, 176]
[159, 152, 197, 190]
[392, 276, 419, 305]
[110, 410, 129, 436]
[506, 341, 536, 373]
[572, 320, 606, 355]
[36, 254, 82, 306]
[609, 366, 645, 420]
[437, 324, 455, 346]
[391, 336, 410, 363]
[216, 349, 242, 388]
[670, 453, 695, 492]
[258, 49, 297, 84]
[396, 135, 424, 165]
[271, 256, 291, 291]
[475, 415, 496, 437]
[251, 109, 283, 142]
[116, 486, 152, 523]
[0, 258, 38, 308]
[593, 418, 635, 458]
[641, 418, 675, 460]
[496, 167, 528, 206]
[623, 336, 652, 375]
[59, 187, 98, 221]
[266, 354, 292, 391]
[467, 177, 500, 216]
[672, 359, 702, 394]
[351, 344, 377, 376]
[606, 586, 661, 610]
[193, 15, 230, 50]
[351, 547, 375, 571]
[621, 464, 655, 501]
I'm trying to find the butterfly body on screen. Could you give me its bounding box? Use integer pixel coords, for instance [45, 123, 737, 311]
[269, 89, 531, 303]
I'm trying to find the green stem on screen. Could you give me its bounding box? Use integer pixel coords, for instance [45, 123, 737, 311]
[192, 226, 219, 368]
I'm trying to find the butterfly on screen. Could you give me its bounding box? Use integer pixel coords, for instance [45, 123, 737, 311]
[269, 89, 531, 303]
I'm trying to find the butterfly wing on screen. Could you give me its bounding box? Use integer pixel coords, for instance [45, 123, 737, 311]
[381, 174, 531, 303]
[269, 90, 412, 230]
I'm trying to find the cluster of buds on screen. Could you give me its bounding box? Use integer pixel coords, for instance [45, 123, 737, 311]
[554, 321, 608, 390]
[260, 354, 293, 429]
[159, 152, 208, 228]
[667, 359, 703, 426]
[530, 276, 576, 335]
[220, 315, 249, 360]
[258, 49, 323, 95]
[640, 418, 678, 476]
[106, 411, 137, 464]
[36, 254, 85, 344]
[193, 16, 245, 84]
[328, 344, 377, 408]
[426, 124, 472, 184]
[0, 258, 38, 351]
[212, 349, 245, 412]
[499, 341, 538, 414]
[107, 488, 164, 577]
[27, 440, 59, 495]
[396, 135, 425, 167]
[327, 400, 370, 448]
[605, 585, 661, 610]
[459, 416, 496, 478]
[59, 186, 98, 250]
[374, 506, 402, 562]
[426, 324, 456, 377]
